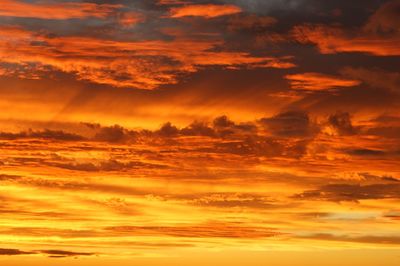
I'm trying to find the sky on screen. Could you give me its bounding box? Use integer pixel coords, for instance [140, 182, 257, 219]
[0, 0, 399, 265]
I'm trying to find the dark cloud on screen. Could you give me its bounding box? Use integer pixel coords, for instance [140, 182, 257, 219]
[295, 183, 400, 202]
[260, 110, 319, 137]
[341, 67, 400, 93]
[38, 250, 96, 258]
[370, 114, 400, 124]
[328, 111, 358, 135]
[346, 149, 386, 156]
[0, 129, 85, 141]
[365, 114, 400, 139]
[366, 126, 400, 139]
[213, 115, 236, 128]
[47, 158, 167, 172]
[222, 0, 308, 14]
[88, 124, 138, 143]
[157, 122, 180, 137]
[383, 211, 400, 220]
[0, 248, 34, 256]
[180, 121, 216, 137]
[364, 0, 400, 33]
[213, 115, 257, 136]
[0, 174, 22, 181]
[0, 247, 94, 258]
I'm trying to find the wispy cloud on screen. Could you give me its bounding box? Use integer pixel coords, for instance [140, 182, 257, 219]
[0, 0, 120, 20]
[169, 4, 242, 18]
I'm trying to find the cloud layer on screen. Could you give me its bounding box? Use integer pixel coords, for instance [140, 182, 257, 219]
[0, 0, 399, 264]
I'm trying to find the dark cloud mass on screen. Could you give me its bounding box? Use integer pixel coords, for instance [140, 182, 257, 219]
[0, 248, 34, 256]
[0, 247, 95, 258]
[259, 110, 319, 137]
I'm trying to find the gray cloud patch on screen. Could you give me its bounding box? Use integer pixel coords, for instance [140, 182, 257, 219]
[221, 0, 307, 14]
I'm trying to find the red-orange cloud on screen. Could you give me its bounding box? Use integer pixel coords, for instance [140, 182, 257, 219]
[169, 4, 242, 18]
[292, 24, 400, 56]
[0, 0, 120, 20]
[117, 11, 144, 27]
[0, 26, 292, 89]
[285, 72, 361, 91]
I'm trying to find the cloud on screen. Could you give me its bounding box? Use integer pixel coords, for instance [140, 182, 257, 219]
[291, 1, 400, 56]
[37, 250, 95, 258]
[301, 233, 400, 246]
[158, 0, 190, 5]
[117, 11, 144, 27]
[0, 248, 94, 258]
[0, 248, 34, 256]
[105, 221, 279, 239]
[156, 122, 180, 137]
[0, 0, 120, 20]
[364, 115, 400, 139]
[169, 4, 242, 18]
[227, 14, 277, 31]
[1, 175, 150, 196]
[327, 111, 358, 135]
[0, 129, 84, 141]
[88, 124, 137, 143]
[0, 26, 289, 89]
[341, 67, 400, 93]
[212, 136, 281, 157]
[260, 110, 319, 137]
[213, 115, 257, 136]
[157, 116, 256, 138]
[295, 183, 400, 202]
[222, 0, 306, 14]
[292, 23, 400, 56]
[0, 115, 319, 172]
[285, 73, 361, 91]
[364, 0, 400, 33]
[346, 149, 386, 157]
[180, 121, 216, 137]
[367, 126, 400, 139]
[1, 0, 400, 258]
[47, 158, 166, 172]
[185, 192, 284, 209]
[384, 211, 400, 220]
[0, 174, 22, 181]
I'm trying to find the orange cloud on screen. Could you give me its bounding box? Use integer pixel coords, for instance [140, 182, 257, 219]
[1, 1, 400, 262]
[291, 2, 400, 56]
[292, 24, 400, 56]
[117, 11, 144, 27]
[285, 72, 361, 91]
[1, 111, 400, 261]
[0, 26, 294, 89]
[169, 4, 242, 18]
[0, 0, 120, 20]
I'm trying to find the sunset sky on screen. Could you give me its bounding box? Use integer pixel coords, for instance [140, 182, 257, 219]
[0, 0, 399, 265]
